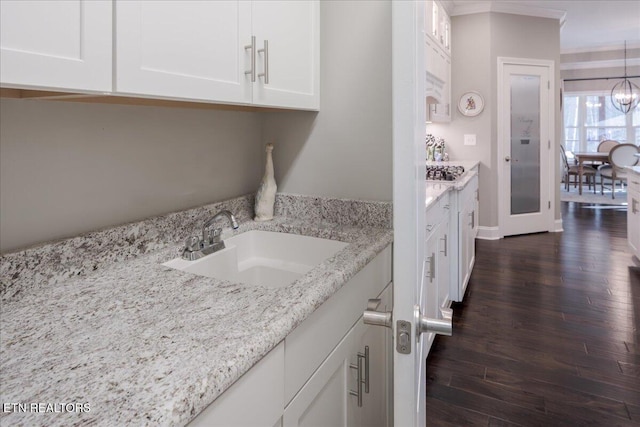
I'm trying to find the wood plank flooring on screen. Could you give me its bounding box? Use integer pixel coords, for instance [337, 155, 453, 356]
[426, 202, 640, 426]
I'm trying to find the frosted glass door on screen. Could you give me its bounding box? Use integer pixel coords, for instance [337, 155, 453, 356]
[499, 60, 553, 237]
[510, 75, 541, 215]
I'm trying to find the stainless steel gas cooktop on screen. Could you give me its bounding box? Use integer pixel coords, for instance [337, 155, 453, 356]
[426, 165, 465, 181]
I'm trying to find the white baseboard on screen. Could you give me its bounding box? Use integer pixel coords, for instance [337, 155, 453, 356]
[477, 226, 501, 240]
[553, 218, 564, 232]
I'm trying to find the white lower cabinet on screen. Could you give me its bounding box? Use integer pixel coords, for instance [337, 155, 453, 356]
[283, 284, 392, 427]
[628, 173, 640, 260]
[187, 342, 285, 427]
[424, 192, 451, 353]
[450, 171, 478, 302]
[188, 245, 392, 426]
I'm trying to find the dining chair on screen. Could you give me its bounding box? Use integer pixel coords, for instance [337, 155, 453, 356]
[561, 146, 595, 192]
[598, 143, 640, 199]
[597, 139, 620, 153]
[588, 139, 621, 169]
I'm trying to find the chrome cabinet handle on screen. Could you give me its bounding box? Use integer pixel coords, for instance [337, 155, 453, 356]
[258, 39, 269, 84]
[429, 253, 436, 282]
[362, 346, 370, 394]
[440, 233, 447, 256]
[349, 349, 365, 407]
[244, 36, 256, 82]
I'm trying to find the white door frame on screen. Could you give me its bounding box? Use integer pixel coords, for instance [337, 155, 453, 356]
[497, 57, 556, 237]
[392, 1, 427, 426]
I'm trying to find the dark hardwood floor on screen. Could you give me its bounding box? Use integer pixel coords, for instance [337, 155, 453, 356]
[426, 202, 640, 426]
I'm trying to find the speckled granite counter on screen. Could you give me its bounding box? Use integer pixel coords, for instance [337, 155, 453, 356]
[0, 194, 393, 427]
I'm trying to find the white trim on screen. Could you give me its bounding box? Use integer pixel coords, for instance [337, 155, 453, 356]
[553, 219, 564, 233]
[561, 41, 640, 55]
[450, 1, 566, 24]
[497, 57, 556, 238]
[561, 58, 640, 71]
[476, 226, 501, 240]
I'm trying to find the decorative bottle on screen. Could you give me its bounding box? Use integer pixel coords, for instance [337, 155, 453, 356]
[254, 143, 277, 221]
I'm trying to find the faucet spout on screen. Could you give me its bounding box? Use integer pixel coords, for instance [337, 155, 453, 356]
[181, 210, 239, 261]
[202, 210, 239, 244]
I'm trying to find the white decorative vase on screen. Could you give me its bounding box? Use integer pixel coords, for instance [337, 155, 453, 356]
[254, 143, 277, 221]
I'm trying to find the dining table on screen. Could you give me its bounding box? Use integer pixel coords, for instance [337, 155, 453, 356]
[573, 152, 609, 195]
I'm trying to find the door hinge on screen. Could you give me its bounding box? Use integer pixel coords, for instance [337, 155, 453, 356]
[548, 140, 551, 149]
[548, 201, 551, 209]
[547, 80, 550, 89]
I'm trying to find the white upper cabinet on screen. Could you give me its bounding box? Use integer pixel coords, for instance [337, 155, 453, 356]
[115, 1, 252, 105]
[251, 1, 319, 110]
[424, 0, 451, 122]
[115, 0, 319, 110]
[0, 0, 112, 92]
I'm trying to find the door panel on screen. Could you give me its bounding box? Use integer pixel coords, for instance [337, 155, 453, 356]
[115, 0, 251, 103]
[391, 2, 426, 426]
[0, 0, 112, 91]
[499, 60, 554, 237]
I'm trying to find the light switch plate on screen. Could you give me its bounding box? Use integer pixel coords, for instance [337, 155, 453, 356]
[464, 134, 477, 146]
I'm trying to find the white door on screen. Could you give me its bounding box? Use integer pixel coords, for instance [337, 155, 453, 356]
[498, 59, 555, 237]
[0, 0, 112, 92]
[251, 0, 319, 110]
[115, 0, 252, 104]
[388, 2, 452, 427]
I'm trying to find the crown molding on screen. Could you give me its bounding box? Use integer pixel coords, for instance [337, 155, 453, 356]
[450, 1, 566, 25]
[561, 58, 640, 71]
[561, 41, 640, 55]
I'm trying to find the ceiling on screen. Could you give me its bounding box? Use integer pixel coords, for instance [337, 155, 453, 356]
[448, 0, 640, 52]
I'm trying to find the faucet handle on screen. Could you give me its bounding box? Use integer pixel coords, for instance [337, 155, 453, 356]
[185, 235, 201, 251]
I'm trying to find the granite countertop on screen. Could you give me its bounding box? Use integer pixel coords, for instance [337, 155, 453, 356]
[0, 195, 393, 427]
[425, 160, 479, 209]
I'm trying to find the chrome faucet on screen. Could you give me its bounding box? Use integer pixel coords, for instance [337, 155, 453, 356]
[181, 210, 239, 260]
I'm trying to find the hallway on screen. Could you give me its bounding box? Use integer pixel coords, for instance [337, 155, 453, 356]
[426, 202, 640, 425]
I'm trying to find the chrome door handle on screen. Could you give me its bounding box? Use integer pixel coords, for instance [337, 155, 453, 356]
[416, 306, 452, 339]
[363, 299, 392, 329]
[258, 39, 269, 84]
[244, 36, 256, 82]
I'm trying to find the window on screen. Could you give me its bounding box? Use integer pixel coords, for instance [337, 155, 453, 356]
[563, 92, 639, 152]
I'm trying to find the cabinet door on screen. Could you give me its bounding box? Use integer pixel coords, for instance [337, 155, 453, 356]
[628, 187, 640, 257]
[0, 0, 111, 92]
[115, 0, 251, 104]
[423, 228, 439, 351]
[351, 285, 392, 427]
[437, 204, 451, 308]
[284, 285, 391, 427]
[251, 0, 319, 110]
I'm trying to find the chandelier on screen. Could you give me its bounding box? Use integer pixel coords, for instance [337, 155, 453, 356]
[611, 41, 639, 114]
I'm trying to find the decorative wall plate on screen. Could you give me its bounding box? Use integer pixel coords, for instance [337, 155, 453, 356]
[458, 91, 484, 117]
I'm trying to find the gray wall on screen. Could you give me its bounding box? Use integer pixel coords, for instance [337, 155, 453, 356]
[0, 99, 264, 252]
[429, 12, 561, 229]
[0, 0, 393, 252]
[262, 0, 392, 201]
